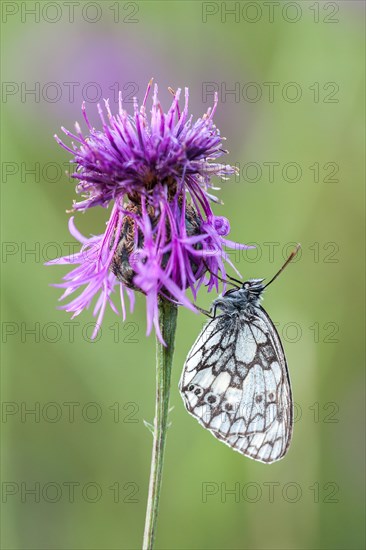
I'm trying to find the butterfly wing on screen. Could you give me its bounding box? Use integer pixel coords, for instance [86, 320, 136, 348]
[179, 307, 293, 463]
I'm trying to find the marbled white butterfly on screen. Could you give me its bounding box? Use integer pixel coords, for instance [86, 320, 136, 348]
[179, 245, 300, 463]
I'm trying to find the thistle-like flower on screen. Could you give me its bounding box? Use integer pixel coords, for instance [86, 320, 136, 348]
[47, 80, 249, 342]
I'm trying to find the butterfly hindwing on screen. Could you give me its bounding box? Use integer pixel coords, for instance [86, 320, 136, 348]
[179, 306, 293, 463]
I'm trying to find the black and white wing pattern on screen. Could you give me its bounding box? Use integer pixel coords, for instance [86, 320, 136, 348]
[179, 308, 293, 463]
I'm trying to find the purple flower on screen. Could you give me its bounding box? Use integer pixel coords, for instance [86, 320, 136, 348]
[47, 81, 250, 343]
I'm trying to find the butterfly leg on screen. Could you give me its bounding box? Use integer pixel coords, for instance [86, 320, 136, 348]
[211, 303, 219, 318]
[203, 261, 241, 289]
[195, 305, 214, 318]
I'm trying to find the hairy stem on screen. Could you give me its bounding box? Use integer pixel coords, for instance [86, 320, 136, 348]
[142, 298, 178, 550]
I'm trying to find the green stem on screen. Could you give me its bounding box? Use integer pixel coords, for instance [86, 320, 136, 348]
[142, 297, 178, 550]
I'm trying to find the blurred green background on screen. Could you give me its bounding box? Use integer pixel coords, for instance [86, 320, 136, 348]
[1, 1, 365, 549]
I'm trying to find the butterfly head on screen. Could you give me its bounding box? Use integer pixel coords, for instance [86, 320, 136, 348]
[215, 278, 265, 312]
[223, 278, 265, 299]
[238, 278, 265, 306]
[242, 278, 265, 294]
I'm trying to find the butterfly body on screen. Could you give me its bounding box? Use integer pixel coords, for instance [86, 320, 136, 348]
[179, 277, 293, 464]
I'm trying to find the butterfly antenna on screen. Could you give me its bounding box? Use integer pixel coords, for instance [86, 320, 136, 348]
[203, 261, 242, 289]
[263, 243, 301, 289]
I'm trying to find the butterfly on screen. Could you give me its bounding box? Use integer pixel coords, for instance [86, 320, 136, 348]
[179, 244, 300, 463]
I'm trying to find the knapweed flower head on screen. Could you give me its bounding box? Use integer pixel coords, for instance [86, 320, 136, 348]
[47, 80, 249, 342]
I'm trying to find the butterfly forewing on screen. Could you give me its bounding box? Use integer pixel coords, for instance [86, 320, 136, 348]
[179, 306, 293, 463]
